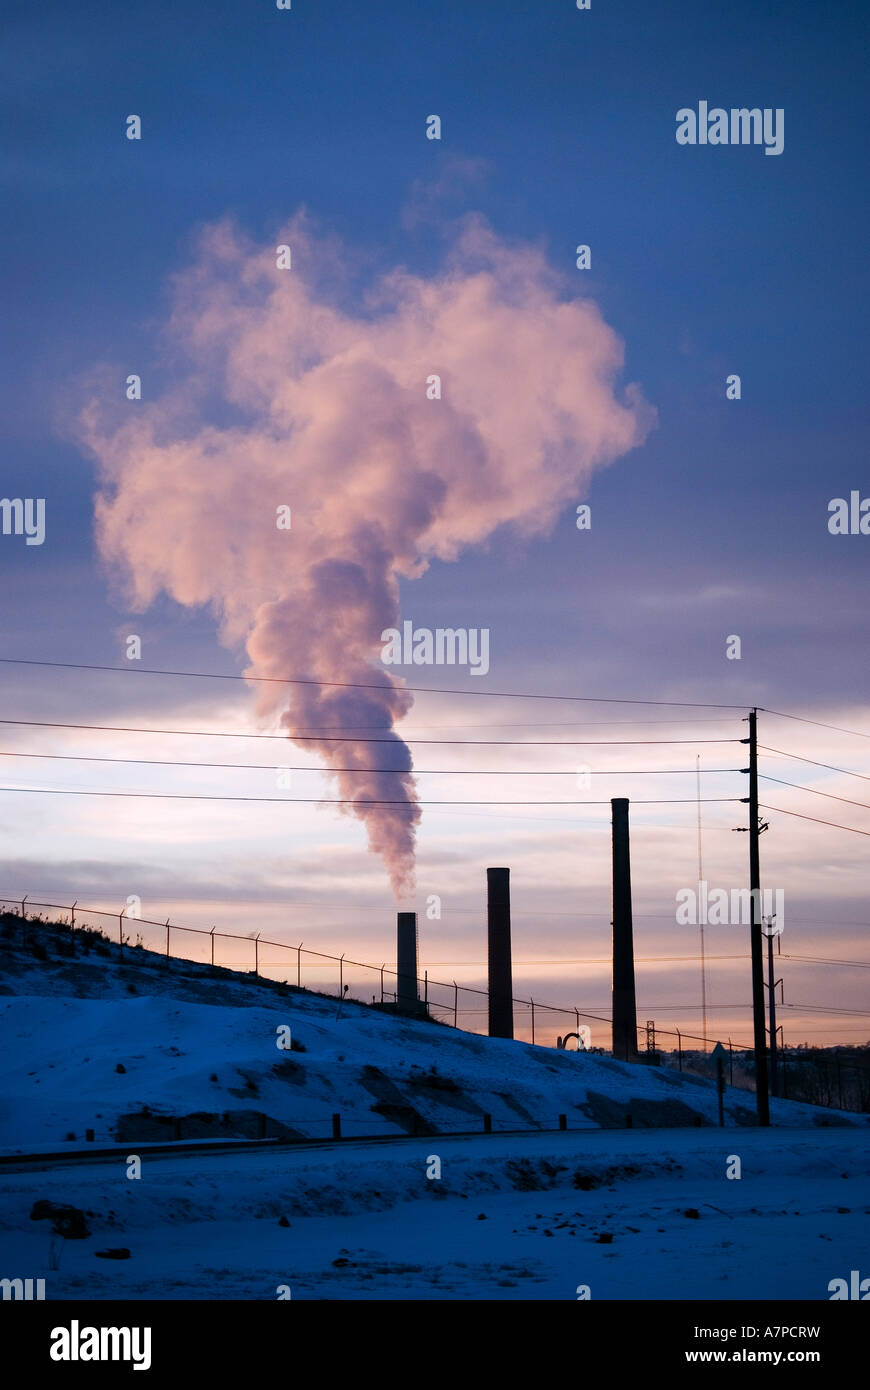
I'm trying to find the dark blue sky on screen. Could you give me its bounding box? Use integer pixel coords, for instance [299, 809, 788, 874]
[1, 0, 868, 1042]
[2, 0, 868, 699]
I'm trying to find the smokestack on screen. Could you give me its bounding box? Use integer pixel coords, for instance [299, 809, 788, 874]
[611, 798, 638, 1061]
[487, 867, 514, 1038]
[396, 911, 419, 1014]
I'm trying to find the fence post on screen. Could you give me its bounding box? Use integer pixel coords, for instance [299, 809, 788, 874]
[339, 954, 344, 997]
[21, 896, 27, 920]
[210, 927, 215, 968]
[530, 999, 535, 1045]
[677, 1028, 682, 1072]
[424, 970, 428, 1012]
[70, 900, 76, 935]
[453, 981, 458, 1028]
[332, 1113, 341, 1140]
[380, 964, 385, 1003]
[119, 913, 124, 954]
[559, 1114, 567, 1131]
[254, 934, 260, 977]
[297, 942, 302, 988]
[575, 1008, 580, 1033]
[483, 1114, 492, 1133]
[166, 920, 171, 964]
[728, 1037, 734, 1085]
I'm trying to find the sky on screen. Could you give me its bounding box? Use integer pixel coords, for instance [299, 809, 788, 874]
[1, 0, 868, 1048]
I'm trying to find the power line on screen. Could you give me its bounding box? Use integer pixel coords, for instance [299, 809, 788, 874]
[0, 718, 740, 747]
[0, 656, 751, 708]
[779, 1026, 870, 1035]
[0, 750, 744, 777]
[393, 718, 741, 729]
[760, 745, 870, 782]
[0, 786, 744, 807]
[771, 916, 870, 928]
[782, 1003, 870, 1017]
[760, 708, 870, 740]
[0, 715, 746, 733]
[599, 1003, 762, 1011]
[782, 954, 870, 970]
[760, 802, 870, 838]
[759, 774, 870, 811]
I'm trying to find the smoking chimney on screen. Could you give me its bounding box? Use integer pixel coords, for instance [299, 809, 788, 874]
[396, 911, 419, 1015]
[611, 798, 639, 1060]
[487, 867, 514, 1038]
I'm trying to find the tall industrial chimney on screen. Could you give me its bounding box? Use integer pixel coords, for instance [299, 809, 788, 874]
[611, 798, 639, 1061]
[487, 867, 514, 1038]
[396, 910, 419, 1014]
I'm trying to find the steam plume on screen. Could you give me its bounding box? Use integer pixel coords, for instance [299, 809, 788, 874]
[79, 214, 653, 896]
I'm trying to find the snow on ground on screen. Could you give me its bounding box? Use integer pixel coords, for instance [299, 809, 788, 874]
[1, 1130, 868, 1300]
[0, 917, 861, 1151]
[1, 916, 868, 1300]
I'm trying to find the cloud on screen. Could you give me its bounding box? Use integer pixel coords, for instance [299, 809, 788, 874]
[76, 212, 654, 898]
[400, 156, 490, 229]
[638, 583, 754, 612]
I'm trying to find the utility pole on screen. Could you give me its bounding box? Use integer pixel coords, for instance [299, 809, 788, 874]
[696, 755, 707, 1048]
[746, 709, 770, 1125]
[764, 915, 781, 1099]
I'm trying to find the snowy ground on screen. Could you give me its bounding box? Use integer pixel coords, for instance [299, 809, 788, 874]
[1, 1129, 868, 1300]
[0, 918, 859, 1151]
[2, 918, 868, 1300]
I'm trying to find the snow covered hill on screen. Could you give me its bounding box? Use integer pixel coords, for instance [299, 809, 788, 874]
[0, 912, 860, 1153]
[2, 912, 869, 1301]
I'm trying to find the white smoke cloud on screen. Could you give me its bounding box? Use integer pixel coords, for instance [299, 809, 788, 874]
[78, 213, 654, 897]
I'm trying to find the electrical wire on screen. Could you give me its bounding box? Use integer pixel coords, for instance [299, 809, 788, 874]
[0, 786, 744, 807]
[0, 750, 744, 777]
[760, 803, 870, 838]
[0, 718, 741, 747]
[759, 774, 870, 811]
[760, 708, 870, 740]
[759, 745, 870, 782]
[0, 656, 752, 708]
